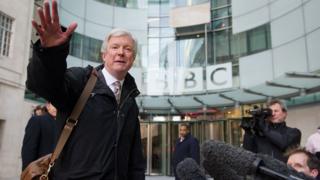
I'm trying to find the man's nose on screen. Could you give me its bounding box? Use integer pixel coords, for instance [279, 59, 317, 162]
[117, 47, 124, 55]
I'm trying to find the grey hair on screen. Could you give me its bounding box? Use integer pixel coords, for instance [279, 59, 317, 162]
[100, 28, 138, 57]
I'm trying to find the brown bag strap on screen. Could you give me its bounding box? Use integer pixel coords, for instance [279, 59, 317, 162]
[40, 69, 98, 179]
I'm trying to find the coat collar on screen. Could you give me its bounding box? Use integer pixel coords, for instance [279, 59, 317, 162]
[93, 64, 139, 99]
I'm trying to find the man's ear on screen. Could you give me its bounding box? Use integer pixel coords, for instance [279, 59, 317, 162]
[310, 168, 319, 177]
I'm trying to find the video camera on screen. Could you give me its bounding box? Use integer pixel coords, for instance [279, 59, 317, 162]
[240, 105, 272, 135]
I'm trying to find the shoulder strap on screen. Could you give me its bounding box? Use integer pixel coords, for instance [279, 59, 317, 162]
[40, 68, 98, 179]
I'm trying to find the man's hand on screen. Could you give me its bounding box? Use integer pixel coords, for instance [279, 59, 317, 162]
[32, 0, 77, 47]
[20, 154, 51, 180]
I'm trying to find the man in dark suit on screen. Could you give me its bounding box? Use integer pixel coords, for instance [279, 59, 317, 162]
[21, 102, 58, 170]
[173, 123, 200, 180]
[24, 0, 145, 179]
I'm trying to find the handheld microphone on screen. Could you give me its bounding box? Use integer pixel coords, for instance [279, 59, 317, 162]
[201, 140, 313, 180]
[176, 158, 207, 180]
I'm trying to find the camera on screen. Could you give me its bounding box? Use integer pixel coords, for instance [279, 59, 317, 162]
[240, 106, 272, 134]
[246, 107, 272, 117]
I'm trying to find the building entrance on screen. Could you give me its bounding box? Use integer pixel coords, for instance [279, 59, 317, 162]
[140, 119, 243, 176]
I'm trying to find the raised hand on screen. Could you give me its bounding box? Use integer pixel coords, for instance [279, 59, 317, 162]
[32, 0, 77, 48]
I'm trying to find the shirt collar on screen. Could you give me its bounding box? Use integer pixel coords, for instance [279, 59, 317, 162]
[102, 68, 124, 87]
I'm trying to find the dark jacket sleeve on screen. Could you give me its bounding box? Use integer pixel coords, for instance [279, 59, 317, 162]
[21, 116, 40, 170]
[263, 127, 301, 151]
[243, 131, 257, 153]
[190, 138, 200, 164]
[128, 118, 146, 180]
[26, 40, 88, 112]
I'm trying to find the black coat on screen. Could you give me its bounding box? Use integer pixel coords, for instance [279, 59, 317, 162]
[172, 133, 200, 178]
[26, 40, 145, 180]
[21, 114, 58, 170]
[243, 122, 301, 162]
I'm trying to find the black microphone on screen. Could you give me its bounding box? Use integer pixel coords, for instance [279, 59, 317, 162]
[201, 140, 313, 180]
[202, 156, 244, 180]
[176, 158, 207, 180]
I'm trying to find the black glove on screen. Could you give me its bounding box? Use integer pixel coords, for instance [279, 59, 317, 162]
[254, 117, 268, 136]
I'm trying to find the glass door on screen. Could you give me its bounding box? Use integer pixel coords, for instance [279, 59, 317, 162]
[150, 123, 169, 175]
[140, 123, 148, 174]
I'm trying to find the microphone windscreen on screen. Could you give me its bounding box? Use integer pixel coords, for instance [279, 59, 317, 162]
[202, 157, 244, 180]
[201, 140, 257, 176]
[257, 154, 314, 180]
[201, 140, 314, 180]
[176, 158, 207, 180]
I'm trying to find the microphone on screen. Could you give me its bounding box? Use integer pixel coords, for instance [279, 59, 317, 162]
[201, 140, 313, 180]
[202, 156, 244, 180]
[176, 158, 207, 180]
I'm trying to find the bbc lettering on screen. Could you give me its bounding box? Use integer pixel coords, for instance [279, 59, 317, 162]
[131, 62, 233, 95]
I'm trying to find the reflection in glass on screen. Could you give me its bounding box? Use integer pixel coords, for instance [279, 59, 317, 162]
[83, 36, 103, 62]
[174, 0, 209, 7]
[140, 124, 148, 174]
[203, 121, 225, 141]
[214, 30, 230, 62]
[151, 124, 168, 175]
[212, 18, 231, 29]
[247, 24, 270, 53]
[95, 0, 147, 9]
[212, 6, 230, 19]
[231, 32, 247, 58]
[148, 38, 160, 67]
[160, 38, 174, 68]
[211, 0, 230, 7]
[70, 32, 83, 59]
[177, 38, 205, 67]
[229, 119, 242, 146]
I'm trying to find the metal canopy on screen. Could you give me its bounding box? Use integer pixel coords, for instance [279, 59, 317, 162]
[137, 71, 320, 114]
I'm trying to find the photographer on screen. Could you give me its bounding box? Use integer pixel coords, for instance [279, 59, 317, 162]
[243, 99, 301, 162]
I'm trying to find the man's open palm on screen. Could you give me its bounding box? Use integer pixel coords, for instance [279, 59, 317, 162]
[32, 0, 77, 47]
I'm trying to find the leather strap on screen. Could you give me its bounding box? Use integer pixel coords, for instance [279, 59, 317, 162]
[40, 68, 98, 179]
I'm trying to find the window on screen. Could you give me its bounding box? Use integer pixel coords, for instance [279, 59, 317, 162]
[69, 32, 103, 63]
[0, 11, 13, 57]
[247, 24, 271, 54]
[0, 119, 4, 149]
[212, 6, 231, 19]
[211, 0, 230, 8]
[70, 32, 83, 58]
[83, 36, 103, 62]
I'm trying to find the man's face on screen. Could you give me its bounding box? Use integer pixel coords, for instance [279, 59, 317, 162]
[35, 109, 42, 116]
[269, 103, 287, 123]
[287, 153, 318, 178]
[102, 35, 135, 79]
[179, 126, 189, 138]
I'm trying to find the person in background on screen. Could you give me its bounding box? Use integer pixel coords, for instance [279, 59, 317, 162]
[243, 99, 301, 162]
[21, 102, 58, 170]
[306, 126, 320, 155]
[287, 148, 320, 179]
[173, 123, 200, 180]
[33, 105, 44, 116]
